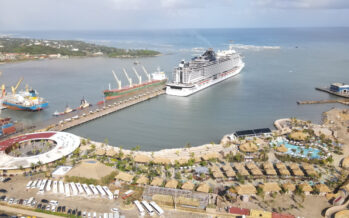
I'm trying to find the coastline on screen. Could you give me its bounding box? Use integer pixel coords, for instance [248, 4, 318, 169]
[0, 53, 162, 65]
[82, 134, 236, 163]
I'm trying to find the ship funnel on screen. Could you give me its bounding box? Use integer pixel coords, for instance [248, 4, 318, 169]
[132, 67, 142, 85]
[112, 70, 122, 90]
[141, 66, 151, 82]
[123, 68, 133, 87]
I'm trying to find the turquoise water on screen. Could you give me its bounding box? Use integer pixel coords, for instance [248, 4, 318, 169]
[1, 28, 349, 150]
[285, 143, 321, 159]
[277, 141, 322, 159]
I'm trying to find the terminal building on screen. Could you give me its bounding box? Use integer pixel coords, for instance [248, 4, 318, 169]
[228, 128, 272, 141]
[330, 83, 349, 95]
[0, 131, 80, 175]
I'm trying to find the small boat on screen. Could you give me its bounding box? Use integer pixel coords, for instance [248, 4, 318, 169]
[53, 98, 91, 116]
[53, 105, 75, 116]
[79, 98, 92, 109]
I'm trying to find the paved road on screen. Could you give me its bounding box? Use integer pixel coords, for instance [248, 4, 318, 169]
[0, 204, 62, 218]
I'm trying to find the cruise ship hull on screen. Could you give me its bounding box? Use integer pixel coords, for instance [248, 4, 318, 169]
[3, 101, 48, 111]
[166, 62, 244, 97]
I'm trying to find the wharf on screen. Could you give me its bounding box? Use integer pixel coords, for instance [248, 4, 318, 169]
[297, 99, 349, 105]
[316, 87, 349, 98]
[48, 89, 165, 131]
[0, 88, 166, 140]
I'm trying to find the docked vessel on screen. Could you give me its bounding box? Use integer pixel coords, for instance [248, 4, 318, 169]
[1, 77, 48, 111]
[53, 98, 92, 116]
[166, 46, 245, 96]
[3, 89, 48, 111]
[0, 117, 16, 137]
[102, 66, 167, 102]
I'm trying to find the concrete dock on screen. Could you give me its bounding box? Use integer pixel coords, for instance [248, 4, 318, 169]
[297, 99, 349, 105]
[316, 87, 349, 98]
[47, 89, 166, 131]
[0, 88, 166, 140]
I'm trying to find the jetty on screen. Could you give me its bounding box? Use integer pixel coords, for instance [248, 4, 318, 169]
[316, 87, 349, 98]
[46, 89, 165, 131]
[297, 99, 349, 105]
[0, 88, 166, 140]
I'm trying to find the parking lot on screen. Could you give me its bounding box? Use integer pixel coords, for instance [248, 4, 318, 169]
[0, 174, 123, 217]
[0, 174, 218, 218]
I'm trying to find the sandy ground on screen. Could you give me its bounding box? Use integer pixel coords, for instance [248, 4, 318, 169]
[83, 134, 237, 163]
[234, 195, 330, 218]
[323, 108, 349, 167]
[0, 205, 62, 218]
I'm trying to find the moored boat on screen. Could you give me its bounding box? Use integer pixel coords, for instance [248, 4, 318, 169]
[3, 89, 48, 111]
[52, 98, 92, 116]
[1, 77, 48, 111]
[101, 66, 167, 103]
[166, 45, 244, 96]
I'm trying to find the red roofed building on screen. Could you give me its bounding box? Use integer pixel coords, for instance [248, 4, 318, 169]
[0, 132, 56, 152]
[229, 207, 250, 216]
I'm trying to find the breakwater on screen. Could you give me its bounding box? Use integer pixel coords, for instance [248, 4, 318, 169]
[297, 99, 349, 105]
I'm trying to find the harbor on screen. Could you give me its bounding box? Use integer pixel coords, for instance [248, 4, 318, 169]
[2, 87, 166, 138]
[47, 88, 165, 132]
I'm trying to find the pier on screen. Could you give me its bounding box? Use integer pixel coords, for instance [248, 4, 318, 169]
[0, 88, 166, 140]
[46, 89, 166, 131]
[316, 87, 349, 98]
[297, 99, 349, 105]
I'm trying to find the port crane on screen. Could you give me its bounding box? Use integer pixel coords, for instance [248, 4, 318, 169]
[112, 70, 122, 90]
[1, 84, 5, 97]
[11, 77, 23, 94]
[132, 67, 142, 85]
[141, 66, 152, 82]
[123, 68, 133, 87]
[0, 72, 5, 97]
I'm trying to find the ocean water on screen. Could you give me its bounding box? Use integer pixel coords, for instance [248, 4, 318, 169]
[0, 28, 348, 151]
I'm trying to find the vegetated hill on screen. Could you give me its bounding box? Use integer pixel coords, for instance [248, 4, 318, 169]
[0, 37, 160, 57]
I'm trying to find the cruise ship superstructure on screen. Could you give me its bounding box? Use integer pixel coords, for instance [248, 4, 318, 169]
[166, 46, 244, 96]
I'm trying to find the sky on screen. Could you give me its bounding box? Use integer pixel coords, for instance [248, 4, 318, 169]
[0, 0, 349, 30]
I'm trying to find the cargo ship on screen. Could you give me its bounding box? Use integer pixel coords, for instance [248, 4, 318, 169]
[101, 66, 167, 103]
[1, 77, 48, 111]
[0, 118, 16, 137]
[3, 89, 48, 111]
[166, 45, 244, 96]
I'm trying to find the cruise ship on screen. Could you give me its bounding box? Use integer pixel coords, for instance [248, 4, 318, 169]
[166, 46, 244, 96]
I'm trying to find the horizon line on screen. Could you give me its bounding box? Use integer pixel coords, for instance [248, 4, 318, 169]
[1, 26, 349, 32]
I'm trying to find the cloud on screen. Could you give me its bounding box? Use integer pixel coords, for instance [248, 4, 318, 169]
[253, 0, 349, 9]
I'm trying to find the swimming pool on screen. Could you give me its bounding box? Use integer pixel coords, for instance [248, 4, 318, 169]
[274, 138, 322, 159]
[284, 143, 321, 159]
